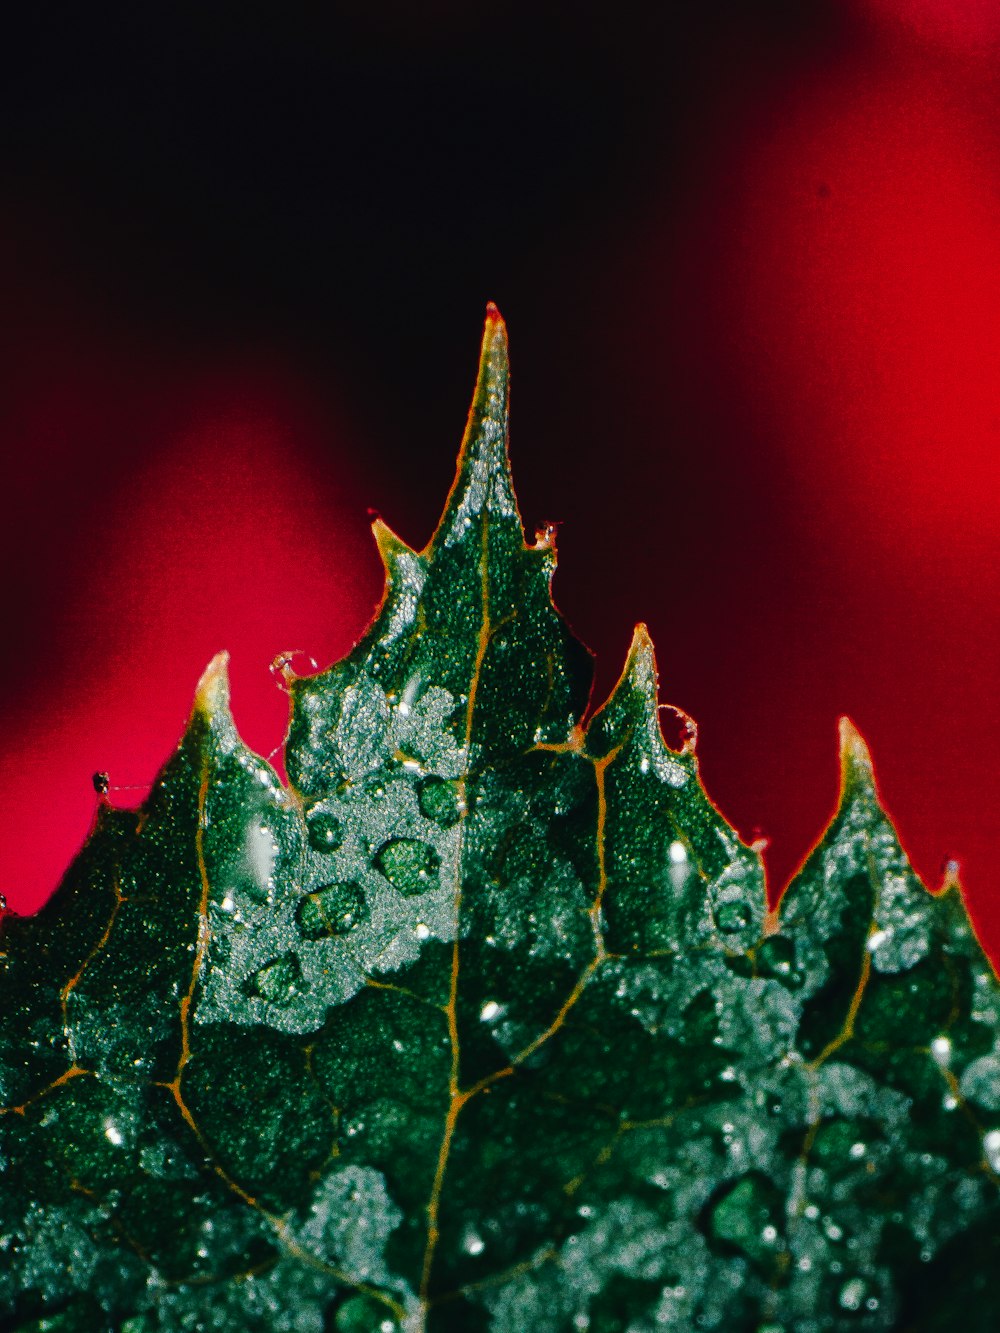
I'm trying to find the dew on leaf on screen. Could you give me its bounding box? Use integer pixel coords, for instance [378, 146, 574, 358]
[417, 775, 463, 827]
[705, 1173, 783, 1270]
[463, 1226, 486, 1256]
[297, 883, 367, 939]
[306, 810, 343, 853]
[5, 305, 1000, 1332]
[983, 1129, 1000, 1171]
[714, 901, 751, 933]
[373, 837, 440, 894]
[959, 1055, 1000, 1111]
[839, 1278, 866, 1310]
[930, 1035, 951, 1066]
[246, 952, 302, 1003]
[334, 1296, 398, 1333]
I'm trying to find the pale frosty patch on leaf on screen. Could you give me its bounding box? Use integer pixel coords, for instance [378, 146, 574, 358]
[290, 1166, 408, 1292]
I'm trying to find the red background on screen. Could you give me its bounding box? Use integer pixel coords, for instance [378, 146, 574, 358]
[2, 4, 998, 960]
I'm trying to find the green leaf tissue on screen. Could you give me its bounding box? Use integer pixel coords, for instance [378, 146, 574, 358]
[2, 308, 999, 1332]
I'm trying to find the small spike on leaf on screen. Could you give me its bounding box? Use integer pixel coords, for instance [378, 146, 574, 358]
[838, 713, 874, 783]
[2, 312, 997, 1333]
[193, 648, 231, 717]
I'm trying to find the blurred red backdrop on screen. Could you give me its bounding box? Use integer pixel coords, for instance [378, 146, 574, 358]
[1, 3, 997, 959]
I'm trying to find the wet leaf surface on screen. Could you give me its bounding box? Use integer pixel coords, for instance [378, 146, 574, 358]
[2, 309, 998, 1331]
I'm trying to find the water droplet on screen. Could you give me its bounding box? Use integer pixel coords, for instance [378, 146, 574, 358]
[463, 1226, 485, 1256]
[92, 771, 110, 796]
[756, 935, 800, 987]
[839, 1278, 866, 1311]
[374, 838, 440, 895]
[824, 1220, 843, 1242]
[867, 928, 889, 952]
[707, 1173, 783, 1269]
[220, 895, 235, 914]
[418, 776, 462, 828]
[415, 922, 431, 940]
[715, 900, 751, 933]
[930, 1035, 951, 1065]
[104, 1120, 123, 1146]
[480, 1000, 502, 1023]
[246, 952, 302, 1004]
[943, 1093, 958, 1110]
[669, 840, 688, 864]
[297, 883, 367, 939]
[639, 756, 650, 774]
[306, 810, 343, 853]
[334, 1296, 398, 1333]
[245, 823, 279, 896]
[848, 1142, 866, 1159]
[983, 1128, 1000, 1171]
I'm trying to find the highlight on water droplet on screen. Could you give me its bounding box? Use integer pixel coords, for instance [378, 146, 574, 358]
[462, 1225, 486, 1256]
[480, 1000, 502, 1023]
[245, 822, 279, 898]
[839, 1278, 867, 1311]
[669, 840, 687, 864]
[930, 1035, 951, 1066]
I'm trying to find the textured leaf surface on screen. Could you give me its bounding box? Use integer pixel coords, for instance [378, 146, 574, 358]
[2, 309, 999, 1331]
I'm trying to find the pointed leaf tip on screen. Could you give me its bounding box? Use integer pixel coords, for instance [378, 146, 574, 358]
[194, 651, 231, 717]
[621, 624, 659, 699]
[629, 622, 655, 660]
[431, 306, 517, 550]
[371, 516, 413, 565]
[839, 716, 874, 788]
[475, 302, 509, 385]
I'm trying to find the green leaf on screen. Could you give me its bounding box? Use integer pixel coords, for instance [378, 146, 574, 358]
[2, 305, 998, 1331]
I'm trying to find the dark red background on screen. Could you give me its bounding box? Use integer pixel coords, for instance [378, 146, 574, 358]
[2, 4, 998, 960]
